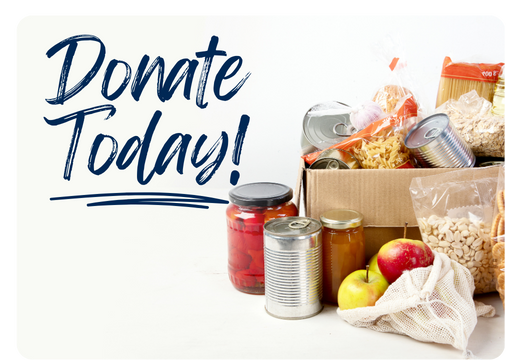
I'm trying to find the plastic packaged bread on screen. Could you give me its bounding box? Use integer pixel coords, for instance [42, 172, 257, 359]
[373, 85, 414, 114]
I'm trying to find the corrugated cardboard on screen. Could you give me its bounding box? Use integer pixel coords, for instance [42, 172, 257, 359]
[294, 158, 501, 261]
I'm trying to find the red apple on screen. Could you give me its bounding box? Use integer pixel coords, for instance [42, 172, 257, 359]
[377, 238, 434, 284]
[337, 266, 389, 310]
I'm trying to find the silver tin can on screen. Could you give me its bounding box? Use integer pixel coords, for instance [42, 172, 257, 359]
[309, 148, 360, 170]
[301, 101, 356, 155]
[264, 217, 323, 320]
[405, 113, 475, 168]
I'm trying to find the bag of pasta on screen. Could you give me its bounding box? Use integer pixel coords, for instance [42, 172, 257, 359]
[436, 90, 504, 158]
[435, 56, 504, 108]
[302, 95, 419, 168]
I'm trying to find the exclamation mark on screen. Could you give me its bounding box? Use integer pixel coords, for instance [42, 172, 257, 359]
[230, 114, 250, 185]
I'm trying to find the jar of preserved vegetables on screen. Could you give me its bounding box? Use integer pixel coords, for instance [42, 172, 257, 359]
[226, 183, 298, 294]
[320, 209, 365, 304]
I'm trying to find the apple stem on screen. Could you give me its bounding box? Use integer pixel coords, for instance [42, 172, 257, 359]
[366, 264, 369, 283]
[404, 222, 408, 238]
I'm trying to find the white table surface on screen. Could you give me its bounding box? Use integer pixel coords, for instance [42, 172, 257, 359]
[15, 194, 506, 359]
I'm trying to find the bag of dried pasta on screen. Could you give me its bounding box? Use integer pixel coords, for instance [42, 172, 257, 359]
[435, 56, 504, 108]
[302, 95, 419, 169]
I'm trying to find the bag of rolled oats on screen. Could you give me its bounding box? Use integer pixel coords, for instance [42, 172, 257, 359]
[436, 90, 505, 158]
[409, 166, 501, 294]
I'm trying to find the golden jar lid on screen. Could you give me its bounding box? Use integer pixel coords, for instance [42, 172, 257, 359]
[320, 209, 363, 229]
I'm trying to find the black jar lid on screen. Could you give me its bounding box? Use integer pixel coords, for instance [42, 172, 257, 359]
[229, 182, 293, 207]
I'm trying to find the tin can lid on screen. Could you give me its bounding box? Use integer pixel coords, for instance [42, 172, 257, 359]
[229, 182, 293, 207]
[320, 209, 363, 229]
[264, 216, 321, 237]
[309, 158, 346, 170]
[302, 101, 354, 150]
[405, 113, 450, 149]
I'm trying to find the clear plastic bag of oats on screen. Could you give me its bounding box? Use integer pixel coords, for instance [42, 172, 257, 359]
[436, 90, 505, 158]
[409, 166, 502, 294]
[490, 164, 505, 306]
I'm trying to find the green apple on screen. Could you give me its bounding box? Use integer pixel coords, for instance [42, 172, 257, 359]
[368, 253, 382, 275]
[337, 265, 389, 310]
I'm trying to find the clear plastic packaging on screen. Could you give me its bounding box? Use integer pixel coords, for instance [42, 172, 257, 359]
[371, 34, 428, 118]
[436, 90, 505, 158]
[409, 167, 500, 294]
[303, 95, 419, 169]
[435, 57, 504, 108]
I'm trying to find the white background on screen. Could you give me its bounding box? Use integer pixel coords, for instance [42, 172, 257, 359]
[3, 2, 506, 360]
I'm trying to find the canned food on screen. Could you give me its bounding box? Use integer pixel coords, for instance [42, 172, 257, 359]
[479, 161, 504, 167]
[405, 113, 475, 168]
[301, 101, 356, 155]
[309, 148, 360, 170]
[264, 217, 323, 319]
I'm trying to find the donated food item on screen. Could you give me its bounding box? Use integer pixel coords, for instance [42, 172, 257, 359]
[373, 85, 414, 114]
[435, 56, 504, 108]
[226, 183, 298, 294]
[492, 67, 505, 116]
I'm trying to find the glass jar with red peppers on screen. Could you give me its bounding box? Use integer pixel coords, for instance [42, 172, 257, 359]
[226, 183, 298, 294]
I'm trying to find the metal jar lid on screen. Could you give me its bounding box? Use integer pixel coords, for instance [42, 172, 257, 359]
[229, 182, 293, 207]
[320, 209, 363, 229]
[302, 101, 356, 151]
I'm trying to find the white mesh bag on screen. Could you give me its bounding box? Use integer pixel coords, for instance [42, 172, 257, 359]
[336, 251, 495, 357]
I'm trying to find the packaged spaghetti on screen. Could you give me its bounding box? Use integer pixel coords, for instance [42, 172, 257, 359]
[435, 56, 504, 108]
[436, 90, 505, 158]
[302, 95, 419, 169]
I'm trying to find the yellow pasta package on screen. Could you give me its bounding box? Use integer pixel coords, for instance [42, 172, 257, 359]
[435, 56, 504, 108]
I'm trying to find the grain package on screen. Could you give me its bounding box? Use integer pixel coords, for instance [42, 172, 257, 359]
[435, 56, 504, 108]
[436, 90, 504, 158]
[409, 166, 500, 294]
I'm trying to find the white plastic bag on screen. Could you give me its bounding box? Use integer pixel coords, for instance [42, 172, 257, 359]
[336, 251, 495, 357]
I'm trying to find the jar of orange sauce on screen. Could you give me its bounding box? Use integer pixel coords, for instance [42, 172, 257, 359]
[320, 209, 365, 304]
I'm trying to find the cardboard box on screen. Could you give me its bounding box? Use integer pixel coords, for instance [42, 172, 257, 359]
[294, 159, 501, 261]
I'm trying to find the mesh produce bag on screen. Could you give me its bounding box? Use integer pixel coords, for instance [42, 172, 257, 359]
[336, 251, 495, 357]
